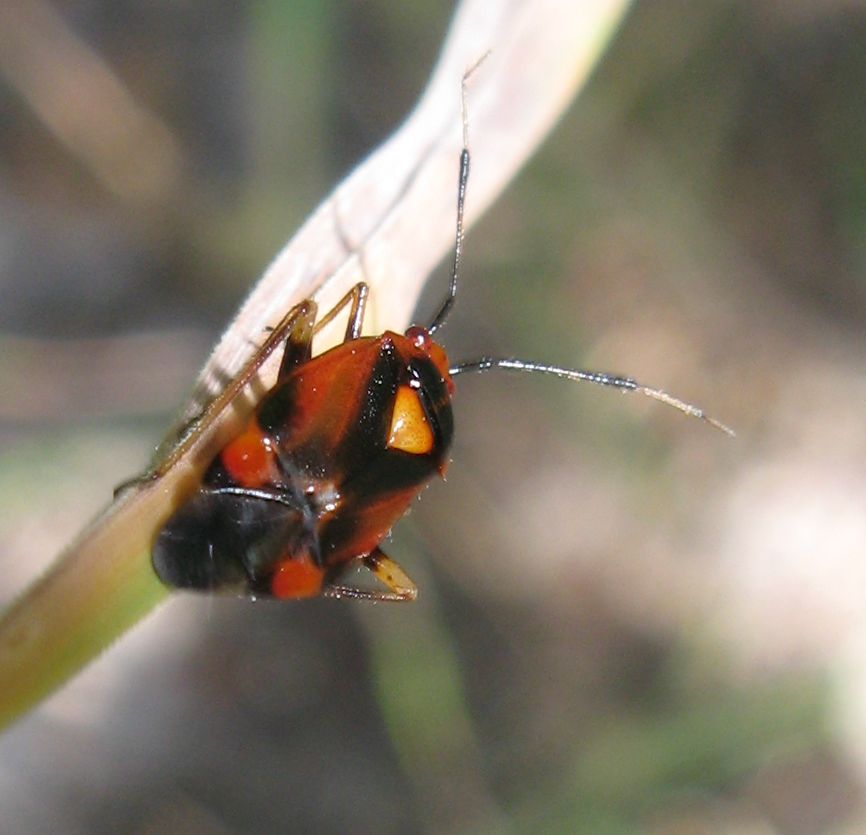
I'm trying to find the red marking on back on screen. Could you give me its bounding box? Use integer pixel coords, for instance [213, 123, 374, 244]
[271, 553, 324, 599]
[221, 420, 274, 488]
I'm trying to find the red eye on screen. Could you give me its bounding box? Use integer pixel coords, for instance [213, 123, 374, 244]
[405, 325, 429, 348]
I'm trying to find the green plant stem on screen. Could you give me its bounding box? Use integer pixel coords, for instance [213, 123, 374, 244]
[0, 493, 169, 728]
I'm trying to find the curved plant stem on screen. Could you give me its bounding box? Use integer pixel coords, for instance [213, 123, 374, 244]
[0, 0, 633, 731]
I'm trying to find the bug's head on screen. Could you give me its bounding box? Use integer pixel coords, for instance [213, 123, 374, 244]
[404, 324, 454, 395]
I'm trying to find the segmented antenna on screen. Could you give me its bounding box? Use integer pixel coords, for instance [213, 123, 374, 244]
[428, 52, 491, 336]
[449, 358, 735, 436]
[428, 54, 732, 437]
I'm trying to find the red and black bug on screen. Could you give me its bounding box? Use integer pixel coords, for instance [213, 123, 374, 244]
[152, 66, 731, 602]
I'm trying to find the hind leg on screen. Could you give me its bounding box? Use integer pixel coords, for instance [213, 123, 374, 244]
[321, 547, 418, 602]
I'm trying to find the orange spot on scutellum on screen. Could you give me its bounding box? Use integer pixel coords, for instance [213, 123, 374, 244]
[387, 385, 434, 455]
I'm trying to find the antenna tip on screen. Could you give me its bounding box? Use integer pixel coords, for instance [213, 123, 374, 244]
[463, 50, 492, 83]
[638, 386, 735, 436]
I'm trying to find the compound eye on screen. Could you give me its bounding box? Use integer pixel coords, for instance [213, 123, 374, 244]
[405, 325, 429, 348]
[387, 385, 434, 455]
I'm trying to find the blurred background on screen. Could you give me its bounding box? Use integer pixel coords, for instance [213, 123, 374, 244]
[2, 1, 866, 832]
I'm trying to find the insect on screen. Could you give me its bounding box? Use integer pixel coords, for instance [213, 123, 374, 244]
[152, 63, 731, 602]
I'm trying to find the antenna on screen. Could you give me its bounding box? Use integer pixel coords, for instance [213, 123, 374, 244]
[426, 54, 733, 437]
[449, 358, 735, 435]
[427, 51, 490, 335]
